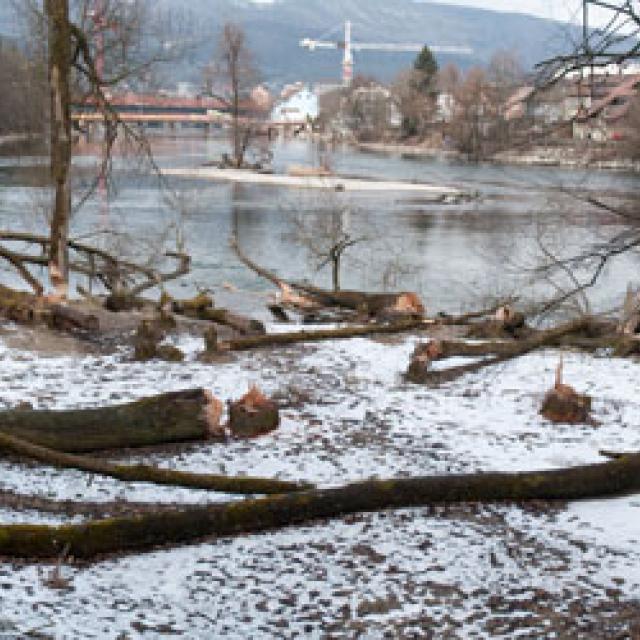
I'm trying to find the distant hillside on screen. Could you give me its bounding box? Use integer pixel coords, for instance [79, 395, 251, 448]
[158, 0, 580, 87]
[2, 1, 580, 87]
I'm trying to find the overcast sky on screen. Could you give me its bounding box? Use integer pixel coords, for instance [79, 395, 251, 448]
[251, 0, 613, 27]
[413, 0, 611, 25]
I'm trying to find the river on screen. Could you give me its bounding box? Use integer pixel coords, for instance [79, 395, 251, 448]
[1, 136, 639, 317]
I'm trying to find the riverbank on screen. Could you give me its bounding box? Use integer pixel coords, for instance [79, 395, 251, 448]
[356, 141, 640, 173]
[163, 165, 469, 200]
[0, 320, 639, 637]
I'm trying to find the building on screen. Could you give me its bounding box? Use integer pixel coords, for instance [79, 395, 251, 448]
[270, 86, 319, 125]
[573, 74, 640, 141]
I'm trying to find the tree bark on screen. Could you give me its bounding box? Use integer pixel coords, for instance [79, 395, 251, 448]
[411, 317, 592, 385]
[231, 236, 424, 317]
[225, 318, 428, 351]
[0, 389, 216, 453]
[45, 0, 72, 294]
[3, 453, 640, 559]
[0, 430, 310, 495]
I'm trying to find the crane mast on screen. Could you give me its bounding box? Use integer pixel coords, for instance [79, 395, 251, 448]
[300, 20, 472, 86]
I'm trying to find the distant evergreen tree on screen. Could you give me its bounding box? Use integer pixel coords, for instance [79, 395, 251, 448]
[413, 45, 438, 94]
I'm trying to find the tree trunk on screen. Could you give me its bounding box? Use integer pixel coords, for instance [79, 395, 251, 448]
[225, 318, 427, 351]
[332, 252, 340, 292]
[3, 453, 640, 559]
[45, 0, 72, 295]
[411, 317, 592, 385]
[0, 430, 309, 496]
[0, 389, 217, 452]
[231, 237, 425, 318]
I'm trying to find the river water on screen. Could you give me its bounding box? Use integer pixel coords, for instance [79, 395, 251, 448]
[1, 137, 639, 317]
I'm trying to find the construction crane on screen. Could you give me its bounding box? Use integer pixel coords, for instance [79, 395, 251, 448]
[300, 20, 473, 86]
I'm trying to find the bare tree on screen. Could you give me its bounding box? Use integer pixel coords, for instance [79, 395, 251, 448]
[45, 0, 73, 296]
[530, 1, 640, 314]
[447, 66, 496, 159]
[207, 23, 259, 168]
[0, 1, 191, 300]
[392, 69, 437, 139]
[291, 206, 366, 292]
[0, 39, 47, 140]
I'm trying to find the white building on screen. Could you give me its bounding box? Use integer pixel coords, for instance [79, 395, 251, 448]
[270, 87, 319, 125]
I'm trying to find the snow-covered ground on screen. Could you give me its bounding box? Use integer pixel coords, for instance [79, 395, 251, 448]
[0, 325, 639, 637]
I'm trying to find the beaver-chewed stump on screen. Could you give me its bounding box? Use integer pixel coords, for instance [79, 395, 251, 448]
[229, 387, 280, 438]
[540, 357, 592, 424]
[404, 339, 443, 384]
[412, 339, 444, 361]
[540, 389, 592, 424]
[134, 318, 184, 362]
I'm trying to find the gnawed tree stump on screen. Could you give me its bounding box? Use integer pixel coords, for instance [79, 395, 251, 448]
[412, 339, 444, 361]
[133, 318, 184, 362]
[229, 387, 280, 438]
[405, 340, 444, 383]
[540, 357, 592, 424]
[0, 388, 219, 452]
[405, 356, 432, 384]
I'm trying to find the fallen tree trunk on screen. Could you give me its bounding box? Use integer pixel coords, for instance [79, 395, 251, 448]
[411, 317, 592, 385]
[225, 318, 429, 351]
[166, 292, 265, 336]
[434, 299, 518, 325]
[0, 284, 99, 331]
[0, 430, 310, 495]
[3, 452, 640, 559]
[0, 488, 193, 519]
[0, 389, 216, 453]
[231, 236, 424, 318]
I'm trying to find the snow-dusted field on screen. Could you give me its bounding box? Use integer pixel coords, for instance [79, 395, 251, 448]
[0, 324, 639, 637]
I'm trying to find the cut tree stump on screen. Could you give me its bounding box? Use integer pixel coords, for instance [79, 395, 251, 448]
[540, 357, 592, 424]
[0, 388, 219, 452]
[229, 387, 280, 438]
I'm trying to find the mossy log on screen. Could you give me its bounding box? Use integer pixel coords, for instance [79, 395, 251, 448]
[3, 453, 640, 559]
[0, 285, 98, 331]
[225, 318, 428, 351]
[167, 293, 265, 336]
[0, 430, 309, 495]
[0, 389, 215, 453]
[411, 318, 592, 385]
[199, 308, 266, 336]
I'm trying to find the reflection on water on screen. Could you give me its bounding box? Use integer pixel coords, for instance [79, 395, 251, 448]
[0, 137, 639, 314]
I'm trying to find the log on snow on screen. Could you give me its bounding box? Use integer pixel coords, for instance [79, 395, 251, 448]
[0, 389, 216, 453]
[411, 317, 592, 385]
[3, 452, 640, 559]
[225, 318, 428, 351]
[0, 430, 310, 495]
